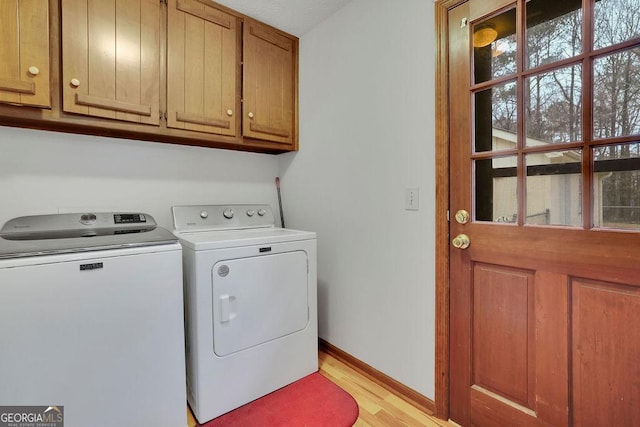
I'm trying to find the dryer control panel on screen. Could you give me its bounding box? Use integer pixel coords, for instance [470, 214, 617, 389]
[172, 205, 276, 232]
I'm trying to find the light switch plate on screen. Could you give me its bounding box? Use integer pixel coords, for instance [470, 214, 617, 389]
[405, 188, 419, 211]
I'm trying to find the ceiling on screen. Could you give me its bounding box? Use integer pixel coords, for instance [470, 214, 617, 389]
[212, 0, 353, 36]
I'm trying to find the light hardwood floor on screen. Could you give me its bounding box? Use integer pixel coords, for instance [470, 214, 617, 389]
[187, 349, 453, 426]
[318, 350, 453, 427]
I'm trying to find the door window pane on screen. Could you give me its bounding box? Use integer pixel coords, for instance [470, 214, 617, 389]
[594, 143, 640, 230]
[475, 156, 518, 223]
[594, 0, 640, 50]
[467, 0, 640, 232]
[525, 64, 582, 145]
[526, 150, 582, 226]
[473, 8, 516, 84]
[593, 46, 640, 139]
[526, 0, 582, 69]
[475, 81, 517, 153]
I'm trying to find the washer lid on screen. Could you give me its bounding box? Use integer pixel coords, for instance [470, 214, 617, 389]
[0, 212, 177, 259]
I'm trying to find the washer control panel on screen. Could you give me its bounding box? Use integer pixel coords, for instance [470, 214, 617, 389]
[113, 213, 147, 224]
[0, 212, 156, 240]
[172, 204, 276, 232]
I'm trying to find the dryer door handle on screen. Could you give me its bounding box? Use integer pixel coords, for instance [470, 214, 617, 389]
[219, 294, 236, 323]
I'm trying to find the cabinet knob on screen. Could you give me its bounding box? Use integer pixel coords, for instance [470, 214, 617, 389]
[28, 66, 40, 76]
[227, 109, 233, 117]
[70, 78, 81, 88]
[248, 112, 254, 119]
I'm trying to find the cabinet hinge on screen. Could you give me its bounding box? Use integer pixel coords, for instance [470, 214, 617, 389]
[447, 210, 450, 221]
[160, 0, 167, 6]
[160, 111, 167, 121]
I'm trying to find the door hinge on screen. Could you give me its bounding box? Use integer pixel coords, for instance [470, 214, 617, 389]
[447, 210, 450, 221]
[460, 17, 468, 28]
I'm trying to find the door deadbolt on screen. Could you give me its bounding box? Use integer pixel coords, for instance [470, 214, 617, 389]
[455, 209, 470, 224]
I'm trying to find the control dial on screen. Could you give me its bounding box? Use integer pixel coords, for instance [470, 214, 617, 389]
[80, 213, 97, 225]
[246, 209, 255, 217]
[200, 211, 209, 219]
[223, 208, 235, 219]
[257, 209, 266, 216]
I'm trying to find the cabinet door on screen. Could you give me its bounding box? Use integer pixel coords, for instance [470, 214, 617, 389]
[62, 0, 160, 125]
[0, 0, 50, 108]
[167, 0, 238, 136]
[243, 18, 296, 146]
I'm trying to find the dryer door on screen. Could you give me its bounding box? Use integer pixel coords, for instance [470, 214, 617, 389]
[211, 250, 309, 357]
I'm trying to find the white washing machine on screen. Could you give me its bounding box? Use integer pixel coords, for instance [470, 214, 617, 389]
[0, 212, 186, 427]
[172, 204, 317, 424]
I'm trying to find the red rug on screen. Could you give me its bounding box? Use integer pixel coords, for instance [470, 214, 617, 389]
[198, 372, 359, 427]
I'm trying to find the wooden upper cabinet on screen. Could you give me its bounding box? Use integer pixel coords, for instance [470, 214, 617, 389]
[0, 0, 50, 108]
[167, 0, 239, 136]
[243, 18, 297, 146]
[61, 0, 160, 125]
[0, 0, 299, 152]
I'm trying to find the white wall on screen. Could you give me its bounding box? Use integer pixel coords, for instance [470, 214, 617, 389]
[0, 127, 280, 229]
[279, 0, 436, 398]
[0, 0, 437, 400]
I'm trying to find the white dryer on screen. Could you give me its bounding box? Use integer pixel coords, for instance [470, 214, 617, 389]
[172, 204, 317, 424]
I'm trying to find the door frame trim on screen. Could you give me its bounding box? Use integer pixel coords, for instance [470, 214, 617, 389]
[434, 0, 466, 420]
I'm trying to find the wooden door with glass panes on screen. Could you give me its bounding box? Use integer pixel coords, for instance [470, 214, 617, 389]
[448, 0, 640, 425]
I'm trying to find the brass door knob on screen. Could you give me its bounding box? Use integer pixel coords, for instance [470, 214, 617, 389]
[455, 209, 470, 224]
[452, 234, 470, 249]
[248, 112, 254, 119]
